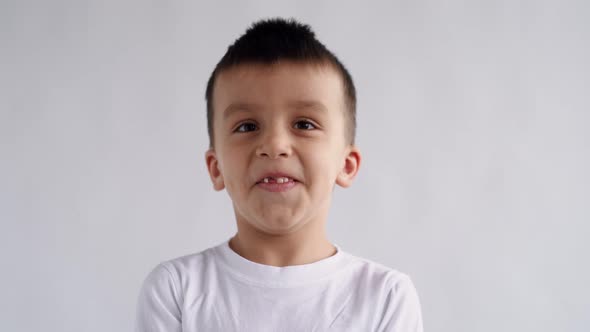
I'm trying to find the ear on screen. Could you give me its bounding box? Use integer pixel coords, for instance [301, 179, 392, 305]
[205, 148, 225, 191]
[336, 145, 361, 188]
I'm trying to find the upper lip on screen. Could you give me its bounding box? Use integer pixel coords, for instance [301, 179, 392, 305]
[255, 172, 301, 184]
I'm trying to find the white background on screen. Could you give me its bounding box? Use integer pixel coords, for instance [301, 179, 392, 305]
[1, 1, 588, 331]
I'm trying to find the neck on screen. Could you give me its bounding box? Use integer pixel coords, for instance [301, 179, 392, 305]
[229, 215, 336, 267]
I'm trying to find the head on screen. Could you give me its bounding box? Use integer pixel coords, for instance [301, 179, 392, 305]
[204, 18, 361, 236]
[206, 17, 357, 148]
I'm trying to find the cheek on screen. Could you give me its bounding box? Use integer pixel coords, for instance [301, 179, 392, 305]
[327, 155, 347, 184]
[219, 149, 249, 191]
[306, 156, 338, 189]
[218, 145, 241, 169]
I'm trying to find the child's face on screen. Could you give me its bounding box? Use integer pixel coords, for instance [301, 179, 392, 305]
[205, 62, 360, 236]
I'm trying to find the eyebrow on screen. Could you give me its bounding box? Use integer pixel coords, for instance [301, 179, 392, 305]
[223, 103, 258, 120]
[223, 100, 328, 119]
[287, 100, 328, 113]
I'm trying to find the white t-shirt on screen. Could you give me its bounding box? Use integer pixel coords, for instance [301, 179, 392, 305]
[134, 239, 423, 332]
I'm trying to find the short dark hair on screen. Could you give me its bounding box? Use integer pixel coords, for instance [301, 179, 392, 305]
[205, 17, 356, 148]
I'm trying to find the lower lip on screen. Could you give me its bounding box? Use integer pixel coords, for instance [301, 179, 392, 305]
[256, 181, 298, 192]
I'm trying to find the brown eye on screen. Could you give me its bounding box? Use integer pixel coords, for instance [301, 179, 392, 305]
[294, 120, 316, 130]
[235, 122, 258, 132]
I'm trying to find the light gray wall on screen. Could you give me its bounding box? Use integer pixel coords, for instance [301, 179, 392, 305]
[1, 0, 588, 331]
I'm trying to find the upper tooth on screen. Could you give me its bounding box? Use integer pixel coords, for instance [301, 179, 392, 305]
[262, 177, 291, 184]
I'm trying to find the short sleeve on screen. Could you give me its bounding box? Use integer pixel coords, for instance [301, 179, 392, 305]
[376, 274, 424, 332]
[134, 263, 183, 332]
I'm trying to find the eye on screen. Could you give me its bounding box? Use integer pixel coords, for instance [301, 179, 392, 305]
[234, 122, 258, 133]
[294, 120, 316, 130]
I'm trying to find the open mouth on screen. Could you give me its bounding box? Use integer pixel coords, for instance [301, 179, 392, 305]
[256, 176, 298, 184]
[255, 175, 299, 192]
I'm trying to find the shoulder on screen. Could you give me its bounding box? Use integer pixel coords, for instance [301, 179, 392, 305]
[156, 246, 217, 280]
[135, 246, 219, 330]
[138, 246, 218, 303]
[341, 251, 413, 290]
[339, 251, 424, 331]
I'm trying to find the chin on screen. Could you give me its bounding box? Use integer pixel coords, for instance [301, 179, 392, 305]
[253, 217, 306, 235]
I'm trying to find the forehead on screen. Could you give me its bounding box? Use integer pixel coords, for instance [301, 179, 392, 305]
[212, 62, 345, 118]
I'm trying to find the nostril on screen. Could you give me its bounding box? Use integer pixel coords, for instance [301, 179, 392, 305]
[257, 151, 289, 159]
[255, 141, 292, 159]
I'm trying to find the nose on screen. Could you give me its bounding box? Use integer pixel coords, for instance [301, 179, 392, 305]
[256, 126, 292, 159]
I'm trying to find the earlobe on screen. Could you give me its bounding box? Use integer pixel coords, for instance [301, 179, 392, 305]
[336, 146, 361, 188]
[205, 149, 225, 191]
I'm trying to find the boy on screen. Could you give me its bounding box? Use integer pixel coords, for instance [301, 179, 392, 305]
[135, 18, 423, 331]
